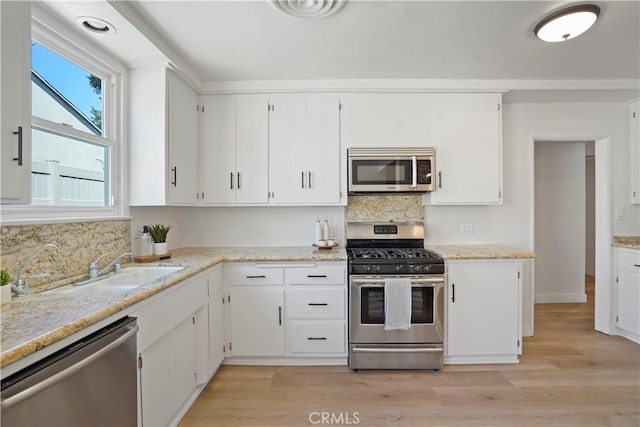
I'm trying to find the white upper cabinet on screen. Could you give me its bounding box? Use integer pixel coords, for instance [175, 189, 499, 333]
[427, 92, 503, 205]
[1, 1, 31, 204]
[129, 67, 199, 206]
[630, 100, 639, 204]
[201, 94, 269, 205]
[269, 94, 341, 205]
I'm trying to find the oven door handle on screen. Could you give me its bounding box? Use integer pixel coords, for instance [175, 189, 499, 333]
[351, 277, 443, 286]
[411, 155, 417, 188]
[352, 347, 442, 353]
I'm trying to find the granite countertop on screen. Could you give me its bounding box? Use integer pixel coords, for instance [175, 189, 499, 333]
[613, 236, 640, 250]
[0, 246, 346, 369]
[428, 244, 536, 260]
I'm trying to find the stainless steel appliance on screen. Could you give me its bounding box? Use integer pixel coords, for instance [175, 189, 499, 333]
[1, 317, 138, 426]
[347, 222, 444, 370]
[348, 147, 435, 193]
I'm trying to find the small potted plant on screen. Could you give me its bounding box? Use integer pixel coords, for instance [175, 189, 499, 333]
[1, 268, 12, 304]
[147, 223, 172, 256]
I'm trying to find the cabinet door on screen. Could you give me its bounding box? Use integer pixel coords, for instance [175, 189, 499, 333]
[235, 95, 269, 204]
[1, 1, 31, 203]
[429, 93, 502, 205]
[269, 95, 307, 204]
[167, 71, 198, 204]
[140, 315, 196, 427]
[447, 263, 519, 357]
[202, 95, 236, 204]
[617, 269, 640, 336]
[229, 287, 284, 356]
[306, 95, 341, 204]
[209, 288, 226, 376]
[630, 100, 639, 204]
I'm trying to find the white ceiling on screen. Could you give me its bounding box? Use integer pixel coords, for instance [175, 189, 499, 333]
[40, 1, 640, 100]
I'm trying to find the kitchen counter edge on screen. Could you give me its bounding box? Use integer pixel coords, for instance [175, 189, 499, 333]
[428, 244, 536, 260]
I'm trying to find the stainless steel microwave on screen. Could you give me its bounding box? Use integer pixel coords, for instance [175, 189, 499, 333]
[348, 147, 435, 193]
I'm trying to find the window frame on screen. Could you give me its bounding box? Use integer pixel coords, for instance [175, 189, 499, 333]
[1, 7, 127, 224]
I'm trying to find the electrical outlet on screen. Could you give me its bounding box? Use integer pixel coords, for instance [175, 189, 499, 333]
[460, 223, 473, 235]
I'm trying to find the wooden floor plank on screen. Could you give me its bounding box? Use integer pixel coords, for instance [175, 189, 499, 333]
[180, 276, 640, 427]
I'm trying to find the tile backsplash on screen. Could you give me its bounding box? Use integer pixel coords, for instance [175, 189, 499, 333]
[0, 220, 130, 292]
[345, 194, 424, 223]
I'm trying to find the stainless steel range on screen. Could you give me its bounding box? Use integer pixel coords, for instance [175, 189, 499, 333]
[347, 222, 445, 370]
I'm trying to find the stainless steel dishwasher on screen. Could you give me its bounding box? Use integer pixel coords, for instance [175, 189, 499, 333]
[1, 316, 138, 426]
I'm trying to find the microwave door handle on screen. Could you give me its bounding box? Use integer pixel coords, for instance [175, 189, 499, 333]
[411, 156, 417, 188]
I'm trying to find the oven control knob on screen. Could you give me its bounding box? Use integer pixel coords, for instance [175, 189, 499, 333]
[373, 265, 381, 273]
[363, 265, 372, 273]
[413, 265, 423, 272]
[394, 265, 402, 272]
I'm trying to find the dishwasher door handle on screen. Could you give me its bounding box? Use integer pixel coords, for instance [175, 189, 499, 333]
[1, 325, 138, 411]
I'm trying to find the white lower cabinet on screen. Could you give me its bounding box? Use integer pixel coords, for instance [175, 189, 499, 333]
[226, 262, 347, 363]
[445, 260, 522, 364]
[133, 273, 208, 426]
[229, 286, 285, 357]
[614, 247, 640, 342]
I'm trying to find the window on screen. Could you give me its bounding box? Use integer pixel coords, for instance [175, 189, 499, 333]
[30, 42, 111, 207]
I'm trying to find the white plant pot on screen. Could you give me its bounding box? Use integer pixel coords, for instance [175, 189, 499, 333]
[1, 285, 11, 305]
[153, 242, 168, 256]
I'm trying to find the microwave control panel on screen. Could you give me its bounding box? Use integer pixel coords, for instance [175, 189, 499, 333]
[417, 160, 432, 184]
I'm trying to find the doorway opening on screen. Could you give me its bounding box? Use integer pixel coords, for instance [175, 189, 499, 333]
[532, 138, 612, 334]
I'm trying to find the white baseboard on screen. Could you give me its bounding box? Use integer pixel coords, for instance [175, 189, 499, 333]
[534, 293, 587, 303]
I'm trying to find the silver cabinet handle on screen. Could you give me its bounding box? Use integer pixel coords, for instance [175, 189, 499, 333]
[308, 171, 312, 188]
[230, 172, 234, 190]
[12, 126, 23, 166]
[411, 156, 417, 188]
[171, 167, 177, 186]
[301, 171, 305, 189]
[1, 324, 138, 411]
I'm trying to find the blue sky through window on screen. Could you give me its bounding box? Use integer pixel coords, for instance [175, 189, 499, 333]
[31, 42, 102, 124]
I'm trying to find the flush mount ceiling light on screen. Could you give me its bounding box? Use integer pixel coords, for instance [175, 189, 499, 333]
[534, 4, 600, 42]
[75, 16, 117, 35]
[269, 0, 347, 19]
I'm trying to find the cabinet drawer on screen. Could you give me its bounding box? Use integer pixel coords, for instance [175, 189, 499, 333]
[287, 288, 345, 319]
[285, 265, 345, 285]
[617, 250, 640, 271]
[289, 322, 345, 354]
[225, 265, 283, 285]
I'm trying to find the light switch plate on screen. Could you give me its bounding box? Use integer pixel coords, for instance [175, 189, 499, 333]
[615, 207, 625, 220]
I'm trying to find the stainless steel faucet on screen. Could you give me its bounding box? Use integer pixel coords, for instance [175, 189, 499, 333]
[89, 252, 133, 279]
[12, 243, 60, 296]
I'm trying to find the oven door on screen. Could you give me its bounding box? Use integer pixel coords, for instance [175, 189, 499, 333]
[349, 275, 444, 344]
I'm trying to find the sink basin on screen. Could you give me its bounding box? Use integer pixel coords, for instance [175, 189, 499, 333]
[46, 266, 185, 296]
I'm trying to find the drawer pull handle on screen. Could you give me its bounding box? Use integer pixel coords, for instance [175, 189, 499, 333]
[307, 337, 327, 341]
[307, 275, 327, 278]
[308, 303, 328, 306]
[634, 264, 640, 268]
[246, 275, 266, 279]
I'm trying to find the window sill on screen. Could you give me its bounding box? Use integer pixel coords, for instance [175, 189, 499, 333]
[0, 206, 130, 226]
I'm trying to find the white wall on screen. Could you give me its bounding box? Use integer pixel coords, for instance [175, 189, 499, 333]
[130, 206, 188, 251]
[176, 206, 344, 247]
[534, 141, 587, 303]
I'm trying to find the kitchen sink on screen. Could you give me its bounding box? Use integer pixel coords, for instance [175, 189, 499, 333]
[45, 266, 185, 296]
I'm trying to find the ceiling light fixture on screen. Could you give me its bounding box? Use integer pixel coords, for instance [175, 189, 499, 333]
[269, 0, 347, 19]
[75, 16, 117, 35]
[534, 4, 600, 42]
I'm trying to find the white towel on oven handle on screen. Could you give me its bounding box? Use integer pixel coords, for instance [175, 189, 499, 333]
[384, 278, 412, 330]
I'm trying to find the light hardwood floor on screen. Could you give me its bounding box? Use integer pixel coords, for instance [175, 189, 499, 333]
[180, 277, 639, 426]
